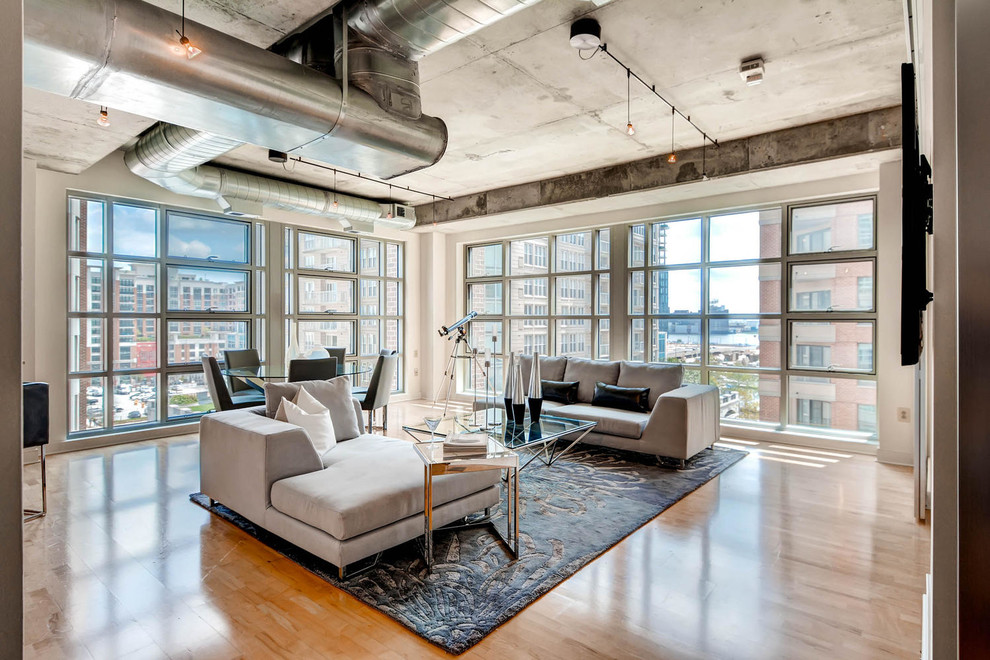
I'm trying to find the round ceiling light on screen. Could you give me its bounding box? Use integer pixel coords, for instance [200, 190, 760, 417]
[569, 18, 602, 51]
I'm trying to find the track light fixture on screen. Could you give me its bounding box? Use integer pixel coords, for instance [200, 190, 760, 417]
[571, 20, 718, 162]
[97, 106, 110, 127]
[625, 69, 635, 137]
[175, 0, 202, 59]
[667, 107, 677, 163]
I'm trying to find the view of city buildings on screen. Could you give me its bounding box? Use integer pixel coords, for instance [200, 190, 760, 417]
[67, 200, 408, 437]
[463, 198, 877, 438]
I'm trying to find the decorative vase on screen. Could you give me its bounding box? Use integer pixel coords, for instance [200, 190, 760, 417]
[287, 321, 302, 362]
[528, 351, 543, 423]
[503, 351, 515, 422]
[511, 360, 526, 424]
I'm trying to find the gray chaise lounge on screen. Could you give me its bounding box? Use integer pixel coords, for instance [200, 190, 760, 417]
[516, 356, 720, 464]
[199, 396, 500, 577]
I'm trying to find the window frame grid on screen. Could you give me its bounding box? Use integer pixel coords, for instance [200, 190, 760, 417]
[67, 193, 266, 438]
[461, 230, 611, 392]
[283, 227, 406, 392]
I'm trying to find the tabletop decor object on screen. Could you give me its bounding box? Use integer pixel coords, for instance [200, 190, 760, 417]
[528, 351, 543, 423]
[511, 359, 526, 424]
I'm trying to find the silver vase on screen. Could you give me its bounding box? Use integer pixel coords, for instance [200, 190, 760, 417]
[511, 360, 526, 424]
[528, 351, 543, 422]
[502, 351, 515, 420]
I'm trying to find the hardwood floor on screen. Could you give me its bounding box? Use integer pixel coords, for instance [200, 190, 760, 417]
[22, 400, 930, 659]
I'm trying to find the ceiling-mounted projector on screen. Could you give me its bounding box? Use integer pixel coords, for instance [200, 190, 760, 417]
[569, 18, 601, 51]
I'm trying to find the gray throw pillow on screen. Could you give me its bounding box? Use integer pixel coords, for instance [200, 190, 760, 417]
[264, 377, 362, 441]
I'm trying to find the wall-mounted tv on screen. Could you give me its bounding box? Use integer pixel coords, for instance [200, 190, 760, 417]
[901, 63, 934, 367]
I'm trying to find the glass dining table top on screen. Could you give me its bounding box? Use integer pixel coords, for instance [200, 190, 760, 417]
[222, 364, 370, 380]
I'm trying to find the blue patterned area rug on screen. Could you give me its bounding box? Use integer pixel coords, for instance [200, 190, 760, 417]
[190, 445, 745, 654]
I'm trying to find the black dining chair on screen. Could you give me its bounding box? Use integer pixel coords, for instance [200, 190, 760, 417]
[288, 357, 338, 383]
[354, 350, 398, 432]
[323, 347, 346, 371]
[223, 349, 261, 394]
[23, 382, 49, 522]
[202, 356, 265, 411]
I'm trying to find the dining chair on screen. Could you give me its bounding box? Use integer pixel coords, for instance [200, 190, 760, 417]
[324, 347, 346, 370]
[288, 357, 338, 383]
[202, 356, 265, 411]
[223, 349, 261, 394]
[354, 350, 398, 432]
[23, 382, 49, 521]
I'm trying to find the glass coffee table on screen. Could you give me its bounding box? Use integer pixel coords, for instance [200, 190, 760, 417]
[403, 408, 597, 472]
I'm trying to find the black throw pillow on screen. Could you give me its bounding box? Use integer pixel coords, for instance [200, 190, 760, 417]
[592, 381, 650, 413]
[541, 380, 579, 405]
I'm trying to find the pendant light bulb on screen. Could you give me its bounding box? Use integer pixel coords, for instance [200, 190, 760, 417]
[332, 169, 338, 209]
[97, 107, 110, 128]
[176, 1, 201, 59]
[626, 123, 636, 136]
[179, 35, 202, 59]
[667, 152, 677, 164]
[625, 68, 635, 139]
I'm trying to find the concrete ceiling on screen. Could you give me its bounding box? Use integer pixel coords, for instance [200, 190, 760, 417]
[22, 0, 906, 204]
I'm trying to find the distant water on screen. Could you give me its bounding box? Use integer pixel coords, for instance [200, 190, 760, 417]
[664, 332, 760, 347]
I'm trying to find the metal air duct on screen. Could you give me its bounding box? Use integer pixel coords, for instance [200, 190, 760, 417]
[124, 123, 393, 226]
[23, 0, 448, 179]
[348, 0, 542, 61]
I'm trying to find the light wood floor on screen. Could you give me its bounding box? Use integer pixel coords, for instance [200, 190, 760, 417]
[23, 400, 930, 659]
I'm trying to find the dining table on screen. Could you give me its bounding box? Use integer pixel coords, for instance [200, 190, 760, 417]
[222, 364, 372, 392]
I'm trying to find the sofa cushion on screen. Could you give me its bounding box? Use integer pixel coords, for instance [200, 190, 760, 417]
[264, 377, 362, 441]
[551, 403, 648, 440]
[617, 361, 683, 409]
[563, 358, 620, 403]
[270, 435, 501, 541]
[592, 382, 650, 413]
[517, 355, 568, 392]
[541, 380, 579, 404]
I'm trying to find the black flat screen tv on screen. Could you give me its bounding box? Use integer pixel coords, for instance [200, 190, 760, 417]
[900, 63, 934, 367]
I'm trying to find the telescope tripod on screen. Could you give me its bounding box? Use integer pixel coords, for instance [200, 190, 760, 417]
[434, 326, 489, 418]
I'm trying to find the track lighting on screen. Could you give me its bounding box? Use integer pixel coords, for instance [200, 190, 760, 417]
[625, 69, 635, 138]
[175, 0, 201, 59]
[667, 107, 677, 163]
[97, 107, 110, 127]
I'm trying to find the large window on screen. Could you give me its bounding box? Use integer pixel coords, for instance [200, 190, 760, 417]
[285, 230, 404, 392]
[68, 197, 265, 436]
[462, 195, 878, 442]
[629, 209, 783, 424]
[462, 229, 611, 392]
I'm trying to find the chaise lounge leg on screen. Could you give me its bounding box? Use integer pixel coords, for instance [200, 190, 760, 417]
[383, 406, 388, 431]
[338, 564, 346, 580]
[209, 498, 217, 507]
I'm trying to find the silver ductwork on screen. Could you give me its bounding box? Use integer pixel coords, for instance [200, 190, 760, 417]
[348, 0, 542, 61]
[23, 0, 447, 179]
[124, 124, 392, 226]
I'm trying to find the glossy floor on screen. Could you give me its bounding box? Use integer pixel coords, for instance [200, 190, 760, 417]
[23, 401, 930, 659]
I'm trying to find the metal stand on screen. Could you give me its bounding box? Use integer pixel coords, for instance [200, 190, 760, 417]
[433, 326, 488, 417]
[23, 446, 47, 522]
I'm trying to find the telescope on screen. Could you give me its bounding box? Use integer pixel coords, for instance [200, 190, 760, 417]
[438, 310, 477, 338]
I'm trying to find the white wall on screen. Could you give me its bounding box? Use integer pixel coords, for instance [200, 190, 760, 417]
[421, 168, 915, 464]
[0, 0, 23, 650]
[23, 151, 424, 449]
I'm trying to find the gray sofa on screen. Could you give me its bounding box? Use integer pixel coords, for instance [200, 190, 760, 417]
[517, 356, 720, 463]
[199, 396, 500, 577]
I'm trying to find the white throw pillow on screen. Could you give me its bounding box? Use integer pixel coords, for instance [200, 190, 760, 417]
[278, 395, 337, 455]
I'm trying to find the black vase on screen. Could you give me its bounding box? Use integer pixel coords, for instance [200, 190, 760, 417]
[511, 403, 527, 425]
[528, 397, 543, 423]
[503, 398, 512, 422]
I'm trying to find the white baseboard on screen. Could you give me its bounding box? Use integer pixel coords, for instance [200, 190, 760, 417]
[876, 449, 914, 466]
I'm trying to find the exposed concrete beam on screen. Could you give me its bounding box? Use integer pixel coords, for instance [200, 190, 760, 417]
[415, 107, 901, 226]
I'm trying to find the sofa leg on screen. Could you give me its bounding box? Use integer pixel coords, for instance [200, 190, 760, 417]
[383, 406, 388, 431]
[338, 564, 346, 580]
[679, 459, 686, 470]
